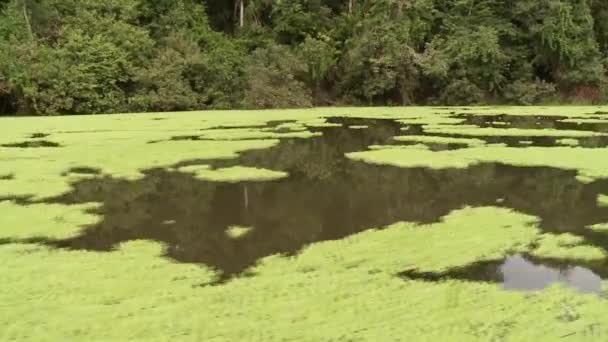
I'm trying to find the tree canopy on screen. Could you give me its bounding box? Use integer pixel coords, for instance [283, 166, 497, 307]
[1, 0, 607, 115]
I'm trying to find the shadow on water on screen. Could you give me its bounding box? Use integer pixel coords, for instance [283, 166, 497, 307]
[0, 173, 14, 180]
[5, 116, 608, 289]
[60, 167, 102, 177]
[1, 140, 61, 148]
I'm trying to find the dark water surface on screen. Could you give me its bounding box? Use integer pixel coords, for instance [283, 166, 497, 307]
[1, 140, 61, 148]
[4, 116, 608, 291]
[454, 114, 608, 148]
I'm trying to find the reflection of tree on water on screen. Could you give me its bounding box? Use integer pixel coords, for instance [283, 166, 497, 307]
[455, 114, 608, 148]
[11, 117, 608, 282]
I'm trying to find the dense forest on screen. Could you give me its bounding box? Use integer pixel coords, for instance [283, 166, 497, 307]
[1, 0, 608, 115]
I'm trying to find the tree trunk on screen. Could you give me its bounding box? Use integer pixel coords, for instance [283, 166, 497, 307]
[348, 0, 353, 15]
[22, 0, 34, 41]
[239, 0, 244, 28]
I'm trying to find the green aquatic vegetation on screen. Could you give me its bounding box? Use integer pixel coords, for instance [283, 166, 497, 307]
[0, 139, 280, 199]
[348, 145, 474, 169]
[0, 201, 101, 240]
[576, 175, 596, 184]
[226, 226, 254, 239]
[180, 166, 288, 183]
[558, 138, 580, 146]
[559, 118, 608, 124]
[177, 165, 211, 173]
[531, 234, 606, 261]
[386, 207, 540, 272]
[368, 144, 430, 151]
[299, 118, 343, 128]
[7, 206, 607, 341]
[393, 135, 486, 147]
[50, 130, 206, 146]
[199, 128, 320, 140]
[397, 117, 466, 125]
[349, 145, 608, 181]
[3, 107, 608, 340]
[598, 195, 608, 207]
[425, 126, 607, 138]
[270, 122, 308, 132]
[588, 223, 608, 232]
[422, 124, 480, 131]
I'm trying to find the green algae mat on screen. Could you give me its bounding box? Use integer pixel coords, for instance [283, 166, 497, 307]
[4, 106, 608, 341]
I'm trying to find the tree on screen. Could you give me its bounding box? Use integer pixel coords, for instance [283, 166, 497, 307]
[1, 0, 608, 115]
[337, 0, 434, 105]
[242, 44, 312, 108]
[514, 0, 604, 89]
[299, 35, 338, 103]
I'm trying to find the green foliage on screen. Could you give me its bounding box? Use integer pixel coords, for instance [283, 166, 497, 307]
[270, 0, 331, 44]
[242, 44, 312, 109]
[131, 31, 247, 112]
[439, 79, 484, 106]
[22, 31, 133, 114]
[503, 80, 557, 105]
[298, 34, 338, 103]
[299, 35, 337, 86]
[129, 33, 205, 112]
[0, 0, 152, 114]
[1, 0, 608, 114]
[514, 0, 605, 87]
[339, 19, 419, 105]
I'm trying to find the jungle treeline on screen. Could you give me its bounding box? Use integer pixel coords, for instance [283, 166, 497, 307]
[1, 0, 608, 115]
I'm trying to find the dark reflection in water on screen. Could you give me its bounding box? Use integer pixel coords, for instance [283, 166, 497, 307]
[1, 140, 61, 148]
[454, 114, 608, 148]
[61, 167, 102, 176]
[4, 117, 608, 287]
[0, 173, 14, 180]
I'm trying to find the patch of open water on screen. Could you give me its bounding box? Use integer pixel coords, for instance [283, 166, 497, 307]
[29, 133, 50, 139]
[3, 116, 608, 291]
[501, 255, 601, 293]
[0, 173, 14, 180]
[452, 114, 608, 148]
[401, 254, 603, 294]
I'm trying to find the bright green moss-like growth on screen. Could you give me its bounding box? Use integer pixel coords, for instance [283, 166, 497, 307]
[348, 145, 608, 181]
[3, 107, 608, 341]
[425, 126, 607, 138]
[393, 135, 485, 147]
[598, 194, 608, 207]
[558, 138, 579, 146]
[181, 166, 288, 183]
[2, 206, 608, 341]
